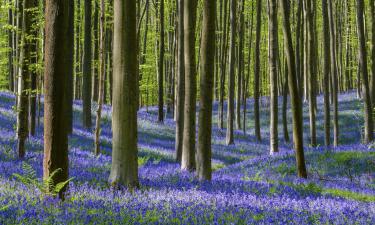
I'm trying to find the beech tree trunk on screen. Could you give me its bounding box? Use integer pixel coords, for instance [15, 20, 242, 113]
[197, 0, 216, 180]
[279, 0, 307, 178]
[356, 0, 374, 143]
[181, 0, 198, 171]
[269, 0, 278, 154]
[253, 0, 262, 141]
[109, 0, 139, 189]
[175, 0, 184, 163]
[82, 0, 92, 129]
[43, 0, 69, 199]
[226, 0, 236, 145]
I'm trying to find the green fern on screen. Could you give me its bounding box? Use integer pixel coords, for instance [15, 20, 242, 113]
[13, 162, 74, 198]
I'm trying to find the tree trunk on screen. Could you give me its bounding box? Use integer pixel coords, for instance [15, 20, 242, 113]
[197, 0, 216, 180]
[356, 0, 374, 143]
[175, 0, 184, 163]
[94, 0, 106, 156]
[181, 0, 198, 171]
[158, 0, 165, 122]
[65, 0, 74, 134]
[279, 0, 307, 178]
[17, 0, 31, 159]
[322, 0, 331, 147]
[269, 0, 278, 154]
[253, 0, 262, 141]
[328, 0, 339, 146]
[225, 0, 236, 145]
[109, 0, 139, 189]
[43, 0, 69, 199]
[370, 0, 375, 105]
[236, 0, 244, 130]
[82, 0, 92, 129]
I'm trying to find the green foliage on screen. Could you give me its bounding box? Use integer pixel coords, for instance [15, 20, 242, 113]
[13, 162, 74, 198]
[324, 188, 375, 202]
[138, 156, 150, 167]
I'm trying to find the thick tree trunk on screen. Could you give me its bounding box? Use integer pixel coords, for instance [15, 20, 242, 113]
[181, 0, 198, 171]
[279, 0, 307, 178]
[43, 0, 69, 199]
[197, 0, 216, 181]
[356, 0, 374, 143]
[109, 0, 139, 189]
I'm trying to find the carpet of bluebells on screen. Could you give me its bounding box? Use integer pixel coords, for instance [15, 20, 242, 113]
[0, 91, 374, 224]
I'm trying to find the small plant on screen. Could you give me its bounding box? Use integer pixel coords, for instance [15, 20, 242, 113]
[13, 162, 74, 198]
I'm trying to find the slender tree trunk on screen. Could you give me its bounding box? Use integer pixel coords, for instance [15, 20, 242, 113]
[43, 0, 69, 199]
[219, 0, 228, 129]
[225, 0, 236, 145]
[175, 0, 184, 163]
[322, 0, 331, 147]
[109, 0, 139, 189]
[158, 0, 165, 122]
[269, 0, 278, 154]
[243, 0, 254, 135]
[328, 0, 339, 146]
[197, 0, 216, 180]
[94, 0, 106, 156]
[8, 1, 14, 92]
[236, 0, 244, 130]
[181, 0, 198, 171]
[282, 58, 290, 142]
[253, 0, 262, 141]
[82, 0, 92, 129]
[28, 0, 38, 137]
[92, 2, 99, 102]
[356, 0, 374, 143]
[17, 0, 31, 159]
[305, 0, 316, 146]
[279, 0, 307, 178]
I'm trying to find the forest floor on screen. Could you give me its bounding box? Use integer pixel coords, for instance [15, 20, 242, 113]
[0, 91, 374, 224]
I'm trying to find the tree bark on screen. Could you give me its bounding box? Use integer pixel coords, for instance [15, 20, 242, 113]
[356, 0, 374, 143]
[82, 0, 92, 129]
[254, 0, 262, 141]
[181, 0, 198, 171]
[43, 0, 69, 199]
[158, 0, 165, 122]
[279, 0, 307, 178]
[197, 0, 216, 180]
[269, 0, 278, 154]
[109, 0, 139, 189]
[175, 0, 184, 163]
[225, 0, 236, 145]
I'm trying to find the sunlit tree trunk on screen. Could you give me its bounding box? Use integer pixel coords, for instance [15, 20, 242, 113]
[279, 0, 307, 178]
[181, 0, 198, 171]
[109, 0, 139, 189]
